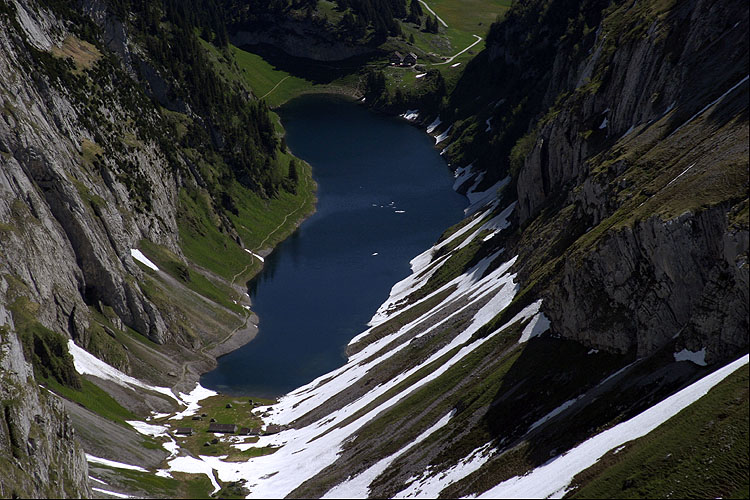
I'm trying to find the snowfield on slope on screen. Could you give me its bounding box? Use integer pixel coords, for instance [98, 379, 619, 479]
[474, 353, 749, 499]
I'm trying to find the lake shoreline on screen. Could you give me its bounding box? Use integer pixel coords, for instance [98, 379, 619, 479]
[200, 92, 466, 397]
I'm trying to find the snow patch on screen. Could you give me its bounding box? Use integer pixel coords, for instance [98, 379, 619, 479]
[245, 248, 265, 262]
[475, 354, 749, 499]
[426, 117, 442, 134]
[322, 411, 455, 498]
[670, 75, 749, 137]
[167, 456, 222, 494]
[598, 117, 608, 129]
[674, 347, 707, 366]
[415, 73, 427, 79]
[435, 125, 453, 144]
[527, 396, 583, 433]
[401, 109, 420, 121]
[395, 443, 495, 498]
[518, 311, 550, 343]
[130, 249, 159, 271]
[92, 487, 132, 498]
[170, 383, 218, 420]
[68, 340, 179, 402]
[451, 62, 461, 68]
[86, 454, 148, 473]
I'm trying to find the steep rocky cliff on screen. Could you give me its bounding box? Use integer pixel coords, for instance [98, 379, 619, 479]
[0, 296, 90, 498]
[0, 0, 746, 497]
[1, 0, 310, 495]
[444, 0, 748, 362]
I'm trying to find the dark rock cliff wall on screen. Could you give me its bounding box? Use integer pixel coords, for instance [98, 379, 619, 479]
[477, 0, 748, 360]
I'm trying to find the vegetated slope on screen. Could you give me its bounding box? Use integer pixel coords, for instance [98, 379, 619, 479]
[0, 0, 311, 494]
[165, 0, 746, 497]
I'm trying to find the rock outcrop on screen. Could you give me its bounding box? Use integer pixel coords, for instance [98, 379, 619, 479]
[466, 0, 750, 361]
[0, 295, 90, 498]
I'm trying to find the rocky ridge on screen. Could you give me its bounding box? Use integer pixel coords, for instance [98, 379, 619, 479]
[0, 296, 90, 498]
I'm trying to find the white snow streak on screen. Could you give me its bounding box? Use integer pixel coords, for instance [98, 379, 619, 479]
[395, 443, 495, 498]
[91, 487, 132, 498]
[130, 249, 159, 271]
[401, 109, 420, 121]
[322, 411, 455, 498]
[244, 248, 265, 262]
[674, 347, 707, 366]
[670, 75, 749, 137]
[527, 396, 583, 433]
[426, 117, 442, 134]
[435, 125, 453, 144]
[86, 454, 148, 473]
[665, 162, 695, 187]
[475, 354, 749, 499]
[68, 340, 179, 402]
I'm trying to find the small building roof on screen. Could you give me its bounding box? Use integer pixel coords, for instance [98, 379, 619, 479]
[208, 423, 237, 433]
[407, 52, 418, 59]
[175, 427, 193, 435]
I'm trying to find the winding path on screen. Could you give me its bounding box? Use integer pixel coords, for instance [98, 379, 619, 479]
[260, 75, 291, 100]
[432, 34, 483, 65]
[418, 0, 449, 27]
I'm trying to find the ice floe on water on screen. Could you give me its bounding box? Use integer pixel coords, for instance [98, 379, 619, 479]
[130, 249, 159, 271]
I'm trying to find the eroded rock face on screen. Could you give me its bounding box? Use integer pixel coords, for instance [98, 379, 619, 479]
[545, 208, 749, 359]
[0, 300, 91, 499]
[0, 1, 180, 344]
[515, 0, 748, 224]
[478, 0, 750, 362]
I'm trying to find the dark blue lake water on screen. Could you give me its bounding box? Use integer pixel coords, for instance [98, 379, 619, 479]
[201, 94, 466, 397]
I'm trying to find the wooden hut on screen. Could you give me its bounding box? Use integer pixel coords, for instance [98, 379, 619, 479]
[208, 423, 237, 434]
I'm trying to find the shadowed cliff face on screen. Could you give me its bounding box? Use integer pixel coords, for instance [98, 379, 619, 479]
[448, 0, 749, 361]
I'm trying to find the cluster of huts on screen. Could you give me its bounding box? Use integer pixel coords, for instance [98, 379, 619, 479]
[174, 423, 282, 437]
[390, 51, 418, 66]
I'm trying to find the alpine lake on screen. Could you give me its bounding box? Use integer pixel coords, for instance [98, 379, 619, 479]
[201, 94, 467, 397]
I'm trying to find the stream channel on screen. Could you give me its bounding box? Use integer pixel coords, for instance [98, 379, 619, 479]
[201, 94, 466, 398]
